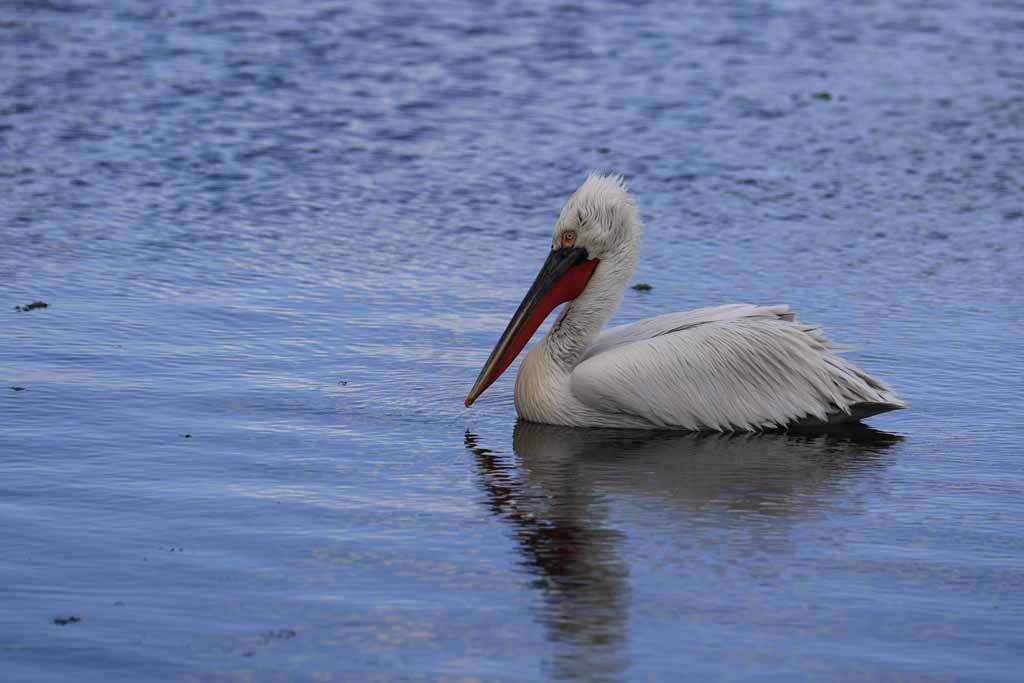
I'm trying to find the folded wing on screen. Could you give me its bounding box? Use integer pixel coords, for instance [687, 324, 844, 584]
[571, 304, 904, 431]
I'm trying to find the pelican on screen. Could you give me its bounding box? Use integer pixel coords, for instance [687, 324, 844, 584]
[464, 174, 906, 431]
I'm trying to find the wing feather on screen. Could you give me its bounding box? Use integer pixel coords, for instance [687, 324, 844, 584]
[571, 305, 904, 431]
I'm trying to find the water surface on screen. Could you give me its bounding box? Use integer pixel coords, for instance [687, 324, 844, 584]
[2, 0, 1023, 680]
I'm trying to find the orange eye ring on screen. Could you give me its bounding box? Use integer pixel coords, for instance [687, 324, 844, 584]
[562, 231, 577, 247]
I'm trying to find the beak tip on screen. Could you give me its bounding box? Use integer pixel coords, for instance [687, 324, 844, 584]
[464, 395, 474, 408]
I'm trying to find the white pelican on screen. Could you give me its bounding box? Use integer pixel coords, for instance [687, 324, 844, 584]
[464, 175, 905, 431]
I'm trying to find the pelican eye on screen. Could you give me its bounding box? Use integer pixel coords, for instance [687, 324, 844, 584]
[562, 230, 577, 247]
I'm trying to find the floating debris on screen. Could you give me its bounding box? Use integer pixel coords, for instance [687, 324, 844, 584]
[53, 616, 81, 626]
[10, 386, 26, 391]
[596, 146, 611, 154]
[259, 628, 296, 644]
[812, 91, 833, 101]
[631, 283, 653, 291]
[14, 301, 48, 312]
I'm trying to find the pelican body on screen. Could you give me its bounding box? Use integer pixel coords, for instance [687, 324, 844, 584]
[465, 175, 905, 431]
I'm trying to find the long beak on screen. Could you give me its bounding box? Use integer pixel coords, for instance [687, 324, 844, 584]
[465, 246, 598, 407]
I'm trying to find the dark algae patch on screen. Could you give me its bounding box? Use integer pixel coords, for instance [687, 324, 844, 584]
[53, 616, 81, 625]
[15, 301, 48, 312]
[631, 283, 653, 291]
[812, 91, 833, 101]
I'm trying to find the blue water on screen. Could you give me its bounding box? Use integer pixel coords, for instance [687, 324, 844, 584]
[3, 1, 1023, 680]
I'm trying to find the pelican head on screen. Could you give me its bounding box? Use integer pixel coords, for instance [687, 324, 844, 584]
[551, 174, 640, 261]
[465, 174, 641, 407]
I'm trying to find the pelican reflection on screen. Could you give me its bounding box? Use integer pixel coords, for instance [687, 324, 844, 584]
[464, 423, 902, 680]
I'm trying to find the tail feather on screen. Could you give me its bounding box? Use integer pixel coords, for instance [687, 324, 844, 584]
[791, 400, 906, 429]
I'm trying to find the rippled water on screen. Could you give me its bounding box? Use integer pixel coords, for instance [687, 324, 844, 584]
[3, 1, 1023, 680]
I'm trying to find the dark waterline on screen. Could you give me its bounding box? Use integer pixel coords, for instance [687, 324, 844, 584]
[2, 1, 1023, 680]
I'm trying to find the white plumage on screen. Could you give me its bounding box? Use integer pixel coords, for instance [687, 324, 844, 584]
[468, 175, 905, 430]
[571, 304, 901, 430]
